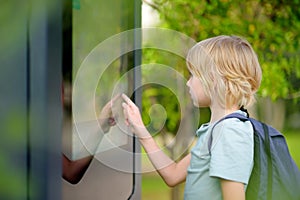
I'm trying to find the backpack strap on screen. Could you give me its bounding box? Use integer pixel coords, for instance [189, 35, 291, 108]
[262, 122, 273, 200]
[208, 112, 249, 155]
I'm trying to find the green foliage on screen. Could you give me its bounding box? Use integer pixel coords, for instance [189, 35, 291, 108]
[142, 173, 171, 200]
[285, 131, 300, 167]
[142, 85, 181, 133]
[141, 49, 184, 134]
[146, 0, 300, 101]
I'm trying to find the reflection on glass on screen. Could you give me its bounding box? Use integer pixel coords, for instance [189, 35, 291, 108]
[62, 92, 119, 184]
[62, 0, 137, 199]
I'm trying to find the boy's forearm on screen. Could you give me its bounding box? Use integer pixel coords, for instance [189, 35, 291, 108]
[138, 130, 179, 187]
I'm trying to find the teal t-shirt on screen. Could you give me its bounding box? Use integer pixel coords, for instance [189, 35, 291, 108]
[184, 110, 254, 200]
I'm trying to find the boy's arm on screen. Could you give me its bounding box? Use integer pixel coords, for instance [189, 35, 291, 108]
[140, 134, 191, 187]
[122, 94, 190, 187]
[221, 179, 245, 200]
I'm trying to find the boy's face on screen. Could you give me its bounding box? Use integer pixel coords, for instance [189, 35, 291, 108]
[186, 75, 210, 108]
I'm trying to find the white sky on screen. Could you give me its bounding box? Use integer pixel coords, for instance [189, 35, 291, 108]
[142, 1, 160, 27]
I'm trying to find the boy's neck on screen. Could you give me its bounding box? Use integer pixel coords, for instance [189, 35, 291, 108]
[209, 104, 239, 124]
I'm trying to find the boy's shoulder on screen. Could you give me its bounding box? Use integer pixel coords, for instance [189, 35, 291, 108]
[213, 110, 252, 133]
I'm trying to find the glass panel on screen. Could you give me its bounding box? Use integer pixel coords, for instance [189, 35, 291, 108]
[62, 0, 138, 199]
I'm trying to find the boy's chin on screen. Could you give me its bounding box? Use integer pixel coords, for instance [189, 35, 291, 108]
[196, 102, 209, 108]
[192, 101, 201, 108]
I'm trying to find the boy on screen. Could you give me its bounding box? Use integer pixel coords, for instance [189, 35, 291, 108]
[122, 35, 262, 200]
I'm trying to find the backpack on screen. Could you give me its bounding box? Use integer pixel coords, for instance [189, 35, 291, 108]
[208, 111, 300, 200]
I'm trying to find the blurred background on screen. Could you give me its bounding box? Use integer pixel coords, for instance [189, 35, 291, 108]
[141, 0, 300, 199]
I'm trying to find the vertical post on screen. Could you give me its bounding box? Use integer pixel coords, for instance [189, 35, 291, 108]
[131, 0, 142, 199]
[28, 0, 62, 199]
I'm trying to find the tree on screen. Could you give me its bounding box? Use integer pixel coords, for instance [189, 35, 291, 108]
[142, 0, 300, 131]
[145, 0, 300, 101]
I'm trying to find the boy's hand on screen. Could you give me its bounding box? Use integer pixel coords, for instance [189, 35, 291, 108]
[121, 94, 150, 139]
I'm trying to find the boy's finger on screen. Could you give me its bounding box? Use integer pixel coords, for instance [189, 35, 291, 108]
[121, 102, 127, 109]
[121, 94, 134, 106]
[122, 103, 129, 117]
[121, 102, 130, 126]
[110, 93, 121, 103]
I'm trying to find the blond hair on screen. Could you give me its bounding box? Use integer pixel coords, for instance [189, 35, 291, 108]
[186, 35, 262, 109]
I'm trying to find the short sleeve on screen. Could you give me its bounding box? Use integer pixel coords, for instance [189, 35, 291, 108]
[209, 118, 254, 184]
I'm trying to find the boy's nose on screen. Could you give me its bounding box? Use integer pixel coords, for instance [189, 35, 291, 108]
[186, 79, 190, 87]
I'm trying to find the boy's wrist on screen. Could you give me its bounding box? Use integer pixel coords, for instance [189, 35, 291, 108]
[136, 127, 151, 139]
[135, 128, 153, 143]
